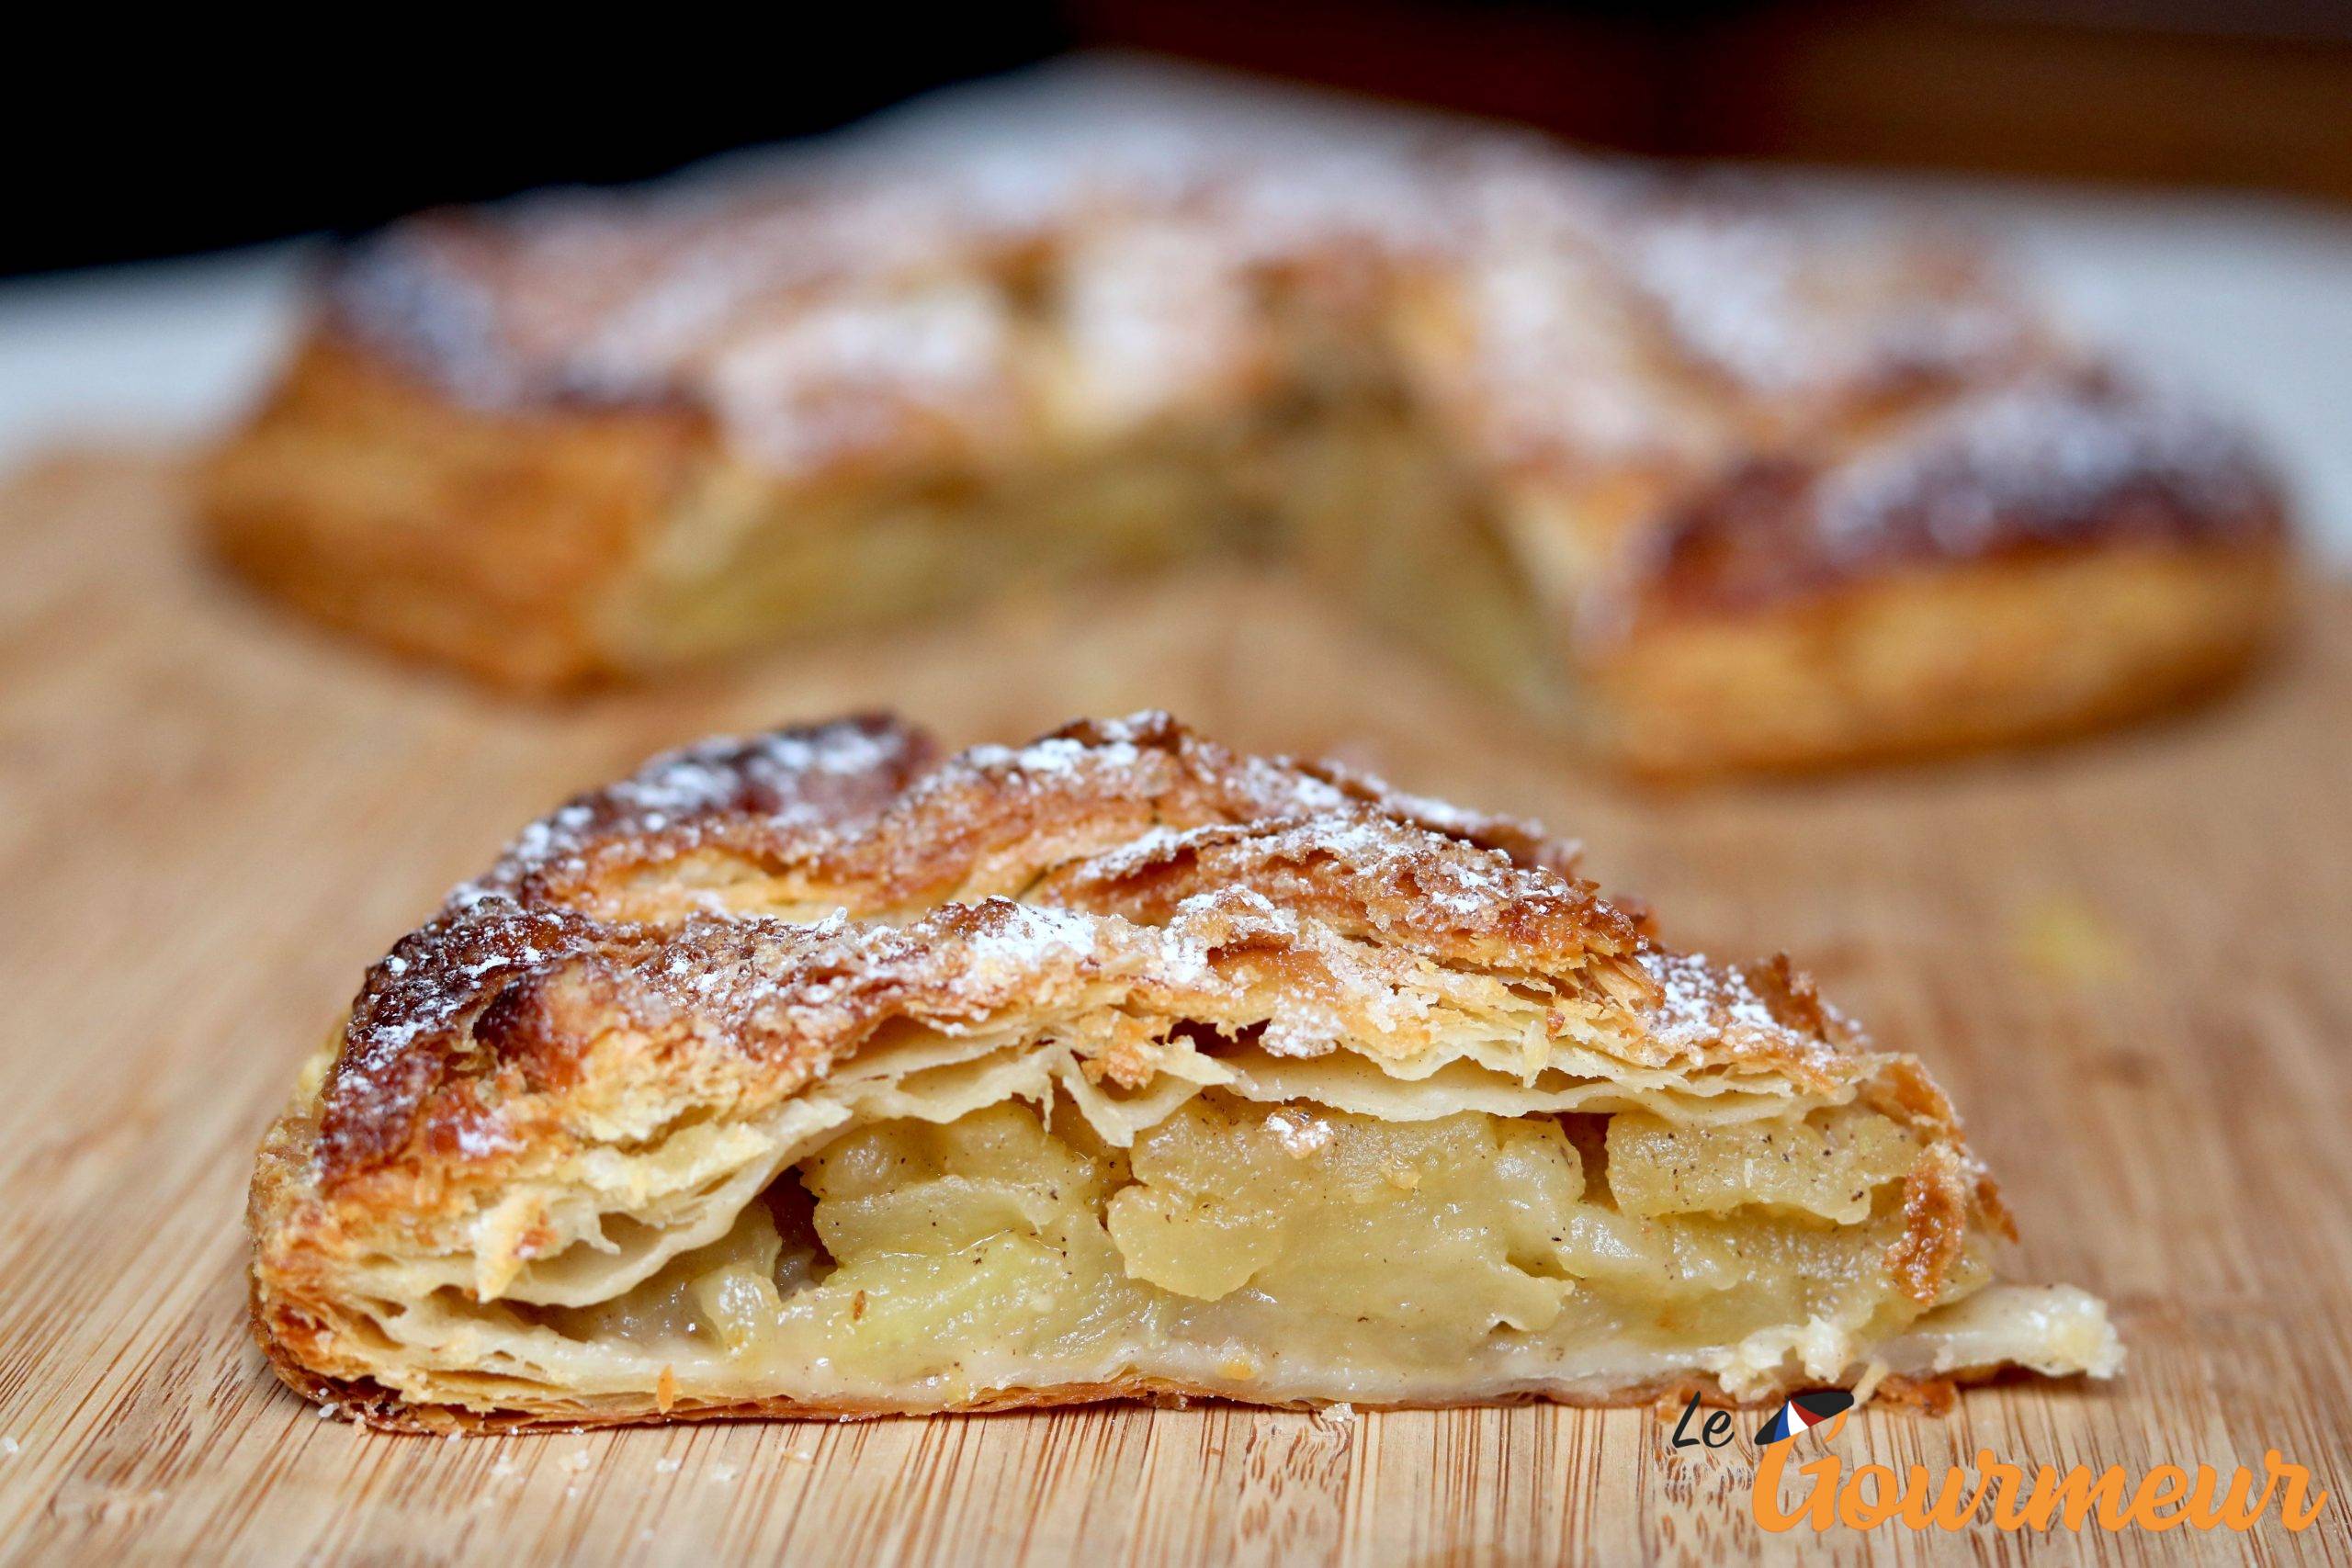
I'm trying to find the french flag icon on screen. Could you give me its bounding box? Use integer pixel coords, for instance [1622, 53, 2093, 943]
[1754, 1388, 1855, 1444]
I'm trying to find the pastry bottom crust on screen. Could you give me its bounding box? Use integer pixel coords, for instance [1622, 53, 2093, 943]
[252, 1298, 1994, 1434]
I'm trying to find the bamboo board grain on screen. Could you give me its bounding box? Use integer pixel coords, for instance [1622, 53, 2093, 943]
[0, 449, 2346, 1566]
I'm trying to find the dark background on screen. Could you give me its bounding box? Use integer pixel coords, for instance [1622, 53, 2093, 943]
[16, 1, 2352, 281]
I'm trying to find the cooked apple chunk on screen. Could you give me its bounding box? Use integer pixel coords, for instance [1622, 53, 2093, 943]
[1109, 1094, 1584, 1329]
[1605, 1104, 1926, 1224]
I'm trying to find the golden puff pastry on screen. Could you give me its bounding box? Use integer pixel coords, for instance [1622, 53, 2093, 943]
[248, 713, 2120, 1431]
[202, 130, 2290, 775]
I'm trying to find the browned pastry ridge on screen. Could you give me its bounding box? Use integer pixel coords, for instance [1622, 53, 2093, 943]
[248, 713, 2120, 1431]
[202, 131, 2290, 775]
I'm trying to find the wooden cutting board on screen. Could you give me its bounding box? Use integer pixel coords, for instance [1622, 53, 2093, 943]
[1, 451, 2345, 1565]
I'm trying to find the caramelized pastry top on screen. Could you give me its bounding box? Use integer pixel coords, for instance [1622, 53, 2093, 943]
[320, 713, 1882, 1207]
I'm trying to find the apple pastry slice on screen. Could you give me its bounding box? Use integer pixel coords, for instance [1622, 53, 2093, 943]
[247, 713, 2119, 1430]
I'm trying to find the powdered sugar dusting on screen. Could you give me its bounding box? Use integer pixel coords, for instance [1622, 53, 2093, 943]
[324, 119, 2225, 523]
[1816, 378, 2276, 559]
[473, 715, 931, 900]
[706, 285, 1024, 478]
[1641, 949, 1783, 1052]
[1083, 813, 1517, 922]
[1622, 198, 2030, 399]
[1634, 947, 1852, 1080]
[951, 901, 1103, 987]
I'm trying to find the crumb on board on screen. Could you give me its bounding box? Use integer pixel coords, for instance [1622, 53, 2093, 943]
[2013, 892, 2132, 987]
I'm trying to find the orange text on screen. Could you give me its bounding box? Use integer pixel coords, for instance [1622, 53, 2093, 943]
[1752, 1416, 2329, 1535]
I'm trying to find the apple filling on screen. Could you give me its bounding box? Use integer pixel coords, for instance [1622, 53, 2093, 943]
[526, 1089, 1995, 1407]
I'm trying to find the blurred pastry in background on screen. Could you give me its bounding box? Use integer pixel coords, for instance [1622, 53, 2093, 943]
[203, 127, 2290, 774]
